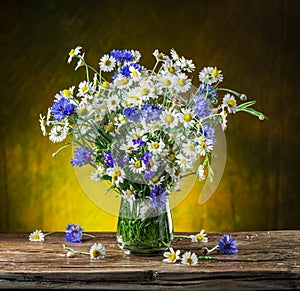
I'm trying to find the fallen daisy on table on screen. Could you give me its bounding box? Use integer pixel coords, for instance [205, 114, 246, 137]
[162, 247, 181, 263]
[28, 230, 56, 242]
[62, 242, 106, 259]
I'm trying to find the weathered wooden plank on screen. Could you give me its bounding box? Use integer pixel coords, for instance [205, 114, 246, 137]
[0, 231, 299, 289]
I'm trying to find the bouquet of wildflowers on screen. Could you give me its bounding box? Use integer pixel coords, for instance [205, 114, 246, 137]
[39, 46, 265, 208]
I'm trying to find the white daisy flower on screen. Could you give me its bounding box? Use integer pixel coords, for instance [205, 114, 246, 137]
[189, 229, 208, 243]
[222, 93, 237, 113]
[89, 243, 106, 259]
[199, 66, 223, 85]
[49, 125, 67, 143]
[170, 48, 180, 61]
[62, 86, 75, 98]
[106, 95, 120, 112]
[29, 230, 45, 242]
[99, 54, 116, 72]
[197, 164, 206, 180]
[174, 73, 191, 93]
[153, 49, 166, 61]
[128, 158, 146, 174]
[160, 74, 176, 90]
[67, 46, 82, 63]
[106, 166, 125, 186]
[148, 139, 165, 155]
[75, 52, 85, 71]
[131, 49, 141, 62]
[163, 247, 181, 263]
[77, 81, 92, 98]
[180, 108, 195, 128]
[90, 165, 105, 181]
[113, 76, 133, 89]
[160, 109, 179, 129]
[175, 153, 193, 172]
[39, 114, 47, 136]
[181, 251, 198, 265]
[176, 56, 195, 72]
[182, 141, 199, 159]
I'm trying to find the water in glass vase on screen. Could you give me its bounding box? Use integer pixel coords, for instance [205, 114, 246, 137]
[116, 196, 174, 255]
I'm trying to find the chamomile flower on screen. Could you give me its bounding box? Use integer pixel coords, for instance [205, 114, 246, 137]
[199, 66, 223, 85]
[180, 108, 195, 128]
[49, 125, 68, 143]
[182, 141, 199, 159]
[153, 49, 166, 61]
[67, 46, 82, 63]
[89, 242, 106, 259]
[106, 95, 120, 112]
[77, 81, 92, 98]
[197, 164, 206, 180]
[106, 166, 125, 186]
[148, 139, 165, 155]
[99, 54, 116, 72]
[170, 48, 180, 61]
[174, 73, 191, 93]
[176, 56, 195, 72]
[75, 52, 85, 71]
[29, 230, 45, 242]
[163, 247, 181, 263]
[129, 158, 146, 174]
[222, 93, 237, 113]
[160, 109, 179, 129]
[90, 165, 105, 181]
[181, 251, 198, 265]
[189, 229, 208, 243]
[175, 153, 193, 172]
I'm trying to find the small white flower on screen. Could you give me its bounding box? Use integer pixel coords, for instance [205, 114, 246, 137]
[160, 109, 179, 129]
[181, 251, 198, 265]
[90, 165, 105, 181]
[49, 125, 67, 143]
[99, 54, 116, 72]
[176, 56, 195, 72]
[75, 52, 85, 71]
[106, 166, 125, 186]
[222, 93, 237, 113]
[89, 243, 106, 259]
[29, 230, 45, 242]
[163, 247, 180, 263]
[67, 46, 82, 63]
[197, 164, 206, 181]
[199, 66, 223, 85]
[153, 49, 166, 61]
[170, 48, 180, 61]
[106, 95, 120, 112]
[189, 229, 208, 243]
[174, 73, 191, 93]
[39, 114, 47, 136]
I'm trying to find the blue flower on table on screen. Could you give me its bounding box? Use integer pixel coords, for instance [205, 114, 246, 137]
[218, 234, 238, 255]
[65, 223, 83, 243]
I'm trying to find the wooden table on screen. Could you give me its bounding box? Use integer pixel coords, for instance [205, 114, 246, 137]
[0, 231, 299, 290]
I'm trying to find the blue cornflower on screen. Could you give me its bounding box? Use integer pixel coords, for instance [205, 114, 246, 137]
[143, 169, 154, 179]
[142, 104, 162, 121]
[141, 152, 152, 165]
[199, 124, 216, 146]
[123, 107, 141, 122]
[150, 185, 168, 209]
[110, 49, 133, 62]
[132, 137, 146, 147]
[51, 97, 75, 121]
[118, 155, 130, 164]
[71, 147, 93, 167]
[194, 94, 210, 119]
[65, 223, 83, 243]
[198, 84, 218, 102]
[218, 234, 238, 255]
[102, 151, 115, 168]
[120, 63, 141, 78]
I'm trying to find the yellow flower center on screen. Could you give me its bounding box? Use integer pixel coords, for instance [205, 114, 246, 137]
[163, 79, 171, 86]
[197, 234, 204, 241]
[186, 257, 193, 265]
[102, 81, 110, 88]
[227, 99, 236, 107]
[168, 253, 176, 261]
[63, 89, 71, 97]
[33, 234, 40, 241]
[188, 144, 195, 151]
[81, 85, 88, 93]
[79, 107, 88, 116]
[68, 49, 75, 57]
[157, 53, 163, 60]
[106, 124, 115, 132]
[134, 160, 141, 168]
[103, 59, 111, 66]
[120, 78, 129, 85]
[92, 249, 100, 258]
[141, 88, 149, 95]
[152, 176, 159, 183]
[212, 69, 219, 78]
[168, 66, 175, 73]
[113, 169, 121, 176]
[165, 115, 174, 123]
[151, 142, 159, 149]
[178, 78, 186, 87]
[183, 113, 191, 122]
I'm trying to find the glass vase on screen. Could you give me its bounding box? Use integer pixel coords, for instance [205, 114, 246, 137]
[116, 196, 174, 255]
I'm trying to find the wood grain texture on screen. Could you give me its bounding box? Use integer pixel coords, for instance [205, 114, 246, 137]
[0, 231, 299, 289]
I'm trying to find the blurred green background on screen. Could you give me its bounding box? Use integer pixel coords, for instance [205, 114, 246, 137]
[0, 0, 299, 232]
